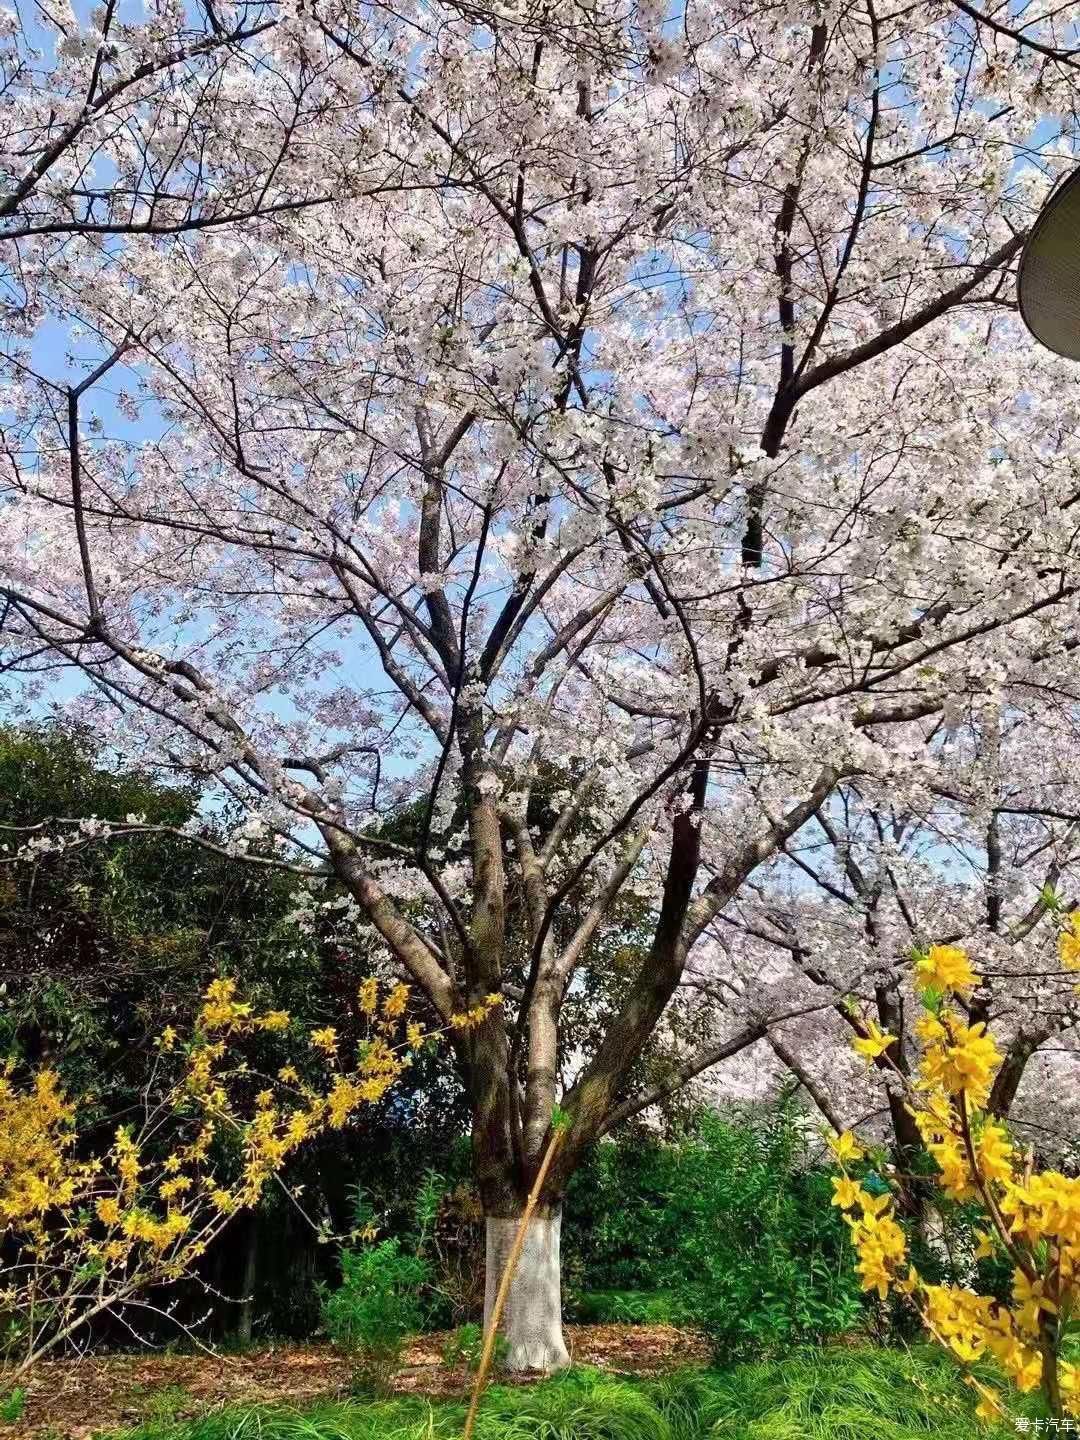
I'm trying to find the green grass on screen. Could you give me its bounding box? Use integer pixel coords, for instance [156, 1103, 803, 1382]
[106, 1347, 1016, 1440]
[567, 1291, 684, 1325]
[657, 1347, 1006, 1438]
[0, 1385, 27, 1422]
[126, 1386, 196, 1425]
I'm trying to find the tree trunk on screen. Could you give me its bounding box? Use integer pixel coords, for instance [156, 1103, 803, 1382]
[483, 1208, 570, 1373]
[236, 1213, 258, 1345]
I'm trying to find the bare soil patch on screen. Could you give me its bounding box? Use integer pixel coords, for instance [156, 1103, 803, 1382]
[3, 1324, 712, 1439]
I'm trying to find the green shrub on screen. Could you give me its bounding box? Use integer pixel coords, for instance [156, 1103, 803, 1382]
[564, 1103, 861, 1359]
[319, 1239, 429, 1394]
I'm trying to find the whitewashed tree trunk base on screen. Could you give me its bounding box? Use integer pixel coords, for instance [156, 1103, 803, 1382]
[484, 1211, 570, 1373]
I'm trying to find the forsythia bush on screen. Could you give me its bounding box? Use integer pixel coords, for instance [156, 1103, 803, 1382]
[833, 922, 1080, 1425]
[0, 976, 498, 1377]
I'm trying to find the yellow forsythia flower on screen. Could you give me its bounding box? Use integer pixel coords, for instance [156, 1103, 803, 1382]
[831, 1176, 863, 1209]
[926, 1134, 973, 1198]
[852, 1018, 896, 1061]
[973, 1229, 996, 1260]
[449, 994, 503, 1030]
[1060, 910, 1080, 971]
[916, 944, 978, 995]
[95, 1196, 122, 1227]
[848, 1201, 907, 1300]
[975, 1121, 1013, 1184]
[828, 1130, 864, 1163]
[918, 1019, 1000, 1108]
[200, 977, 253, 1031]
[835, 926, 1080, 1424]
[381, 982, 409, 1020]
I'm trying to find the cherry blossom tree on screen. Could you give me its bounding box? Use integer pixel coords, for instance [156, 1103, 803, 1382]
[944, 0, 1080, 72]
[4, 0, 1080, 1370]
[692, 707, 1080, 1201]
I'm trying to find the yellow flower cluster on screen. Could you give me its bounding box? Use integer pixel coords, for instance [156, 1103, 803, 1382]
[199, 976, 292, 1035]
[358, 976, 422, 1042]
[1, 973, 424, 1376]
[839, 931, 1080, 1424]
[382, 981, 410, 1019]
[0, 1067, 79, 1228]
[1002, 1173, 1080, 1291]
[831, 1176, 906, 1300]
[1059, 910, 1080, 972]
[310, 1026, 338, 1054]
[915, 1011, 1001, 1110]
[916, 944, 979, 995]
[448, 993, 503, 1029]
[923, 1283, 1047, 1395]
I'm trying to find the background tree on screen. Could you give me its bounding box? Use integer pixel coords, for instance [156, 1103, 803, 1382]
[0, 722, 468, 1345]
[694, 704, 1080, 1197]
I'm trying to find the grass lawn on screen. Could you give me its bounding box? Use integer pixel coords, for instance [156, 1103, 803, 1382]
[567, 1292, 684, 1325]
[106, 1346, 1025, 1440]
